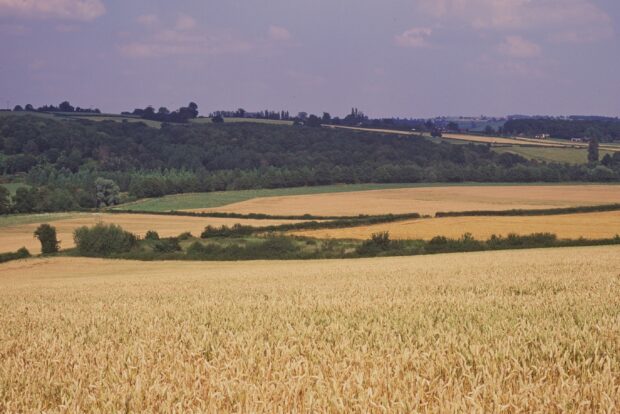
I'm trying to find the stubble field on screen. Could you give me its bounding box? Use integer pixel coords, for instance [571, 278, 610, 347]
[0, 246, 619, 412]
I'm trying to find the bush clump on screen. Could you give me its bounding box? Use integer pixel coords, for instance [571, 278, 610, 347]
[0, 247, 31, 263]
[153, 238, 182, 253]
[34, 224, 60, 254]
[74, 223, 137, 257]
[144, 230, 160, 241]
[357, 232, 396, 255]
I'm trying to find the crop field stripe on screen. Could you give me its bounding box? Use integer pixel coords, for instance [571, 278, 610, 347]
[117, 183, 505, 212]
[293, 211, 620, 241]
[200, 184, 620, 217]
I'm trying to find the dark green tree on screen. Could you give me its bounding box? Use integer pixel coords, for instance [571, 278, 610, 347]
[13, 187, 38, 213]
[34, 224, 60, 254]
[59, 101, 75, 112]
[95, 178, 120, 208]
[588, 137, 599, 163]
[447, 122, 460, 132]
[0, 186, 10, 214]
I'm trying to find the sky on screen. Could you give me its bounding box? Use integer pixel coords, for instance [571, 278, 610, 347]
[0, 0, 619, 118]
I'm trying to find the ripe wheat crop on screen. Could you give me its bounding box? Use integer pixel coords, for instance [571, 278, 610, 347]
[1, 246, 619, 412]
[295, 211, 620, 240]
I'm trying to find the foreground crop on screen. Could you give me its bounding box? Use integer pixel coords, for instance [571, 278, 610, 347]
[1, 246, 619, 412]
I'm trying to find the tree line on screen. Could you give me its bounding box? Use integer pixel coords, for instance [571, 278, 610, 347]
[503, 119, 620, 142]
[123, 102, 199, 123]
[11, 101, 101, 114]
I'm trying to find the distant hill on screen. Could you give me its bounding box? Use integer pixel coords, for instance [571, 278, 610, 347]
[0, 114, 619, 213]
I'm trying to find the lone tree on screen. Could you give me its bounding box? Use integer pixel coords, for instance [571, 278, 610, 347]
[588, 137, 599, 163]
[34, 224, 60, 254]
[95, 178, 120, 208]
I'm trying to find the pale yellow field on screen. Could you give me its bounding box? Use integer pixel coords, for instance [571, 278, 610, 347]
[1, 246, 619, 412]
[190, 185, 620, 217]
[326, 125, 620, 152]
[0, 213, 301, 254]
[295, 211, 620, 240]
[443, 133, 566, 147]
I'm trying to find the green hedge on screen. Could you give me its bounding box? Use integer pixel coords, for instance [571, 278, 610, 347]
[435, 203, 620, 217]
[200, 213, 422, 238]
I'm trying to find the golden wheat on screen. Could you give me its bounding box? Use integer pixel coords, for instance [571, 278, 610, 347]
[190, 184, 620, 217]
[294, 211, 620, 240]
[1, 246, 619, 412]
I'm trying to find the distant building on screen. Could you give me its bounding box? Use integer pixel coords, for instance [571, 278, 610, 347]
[535, 134, 551, 139]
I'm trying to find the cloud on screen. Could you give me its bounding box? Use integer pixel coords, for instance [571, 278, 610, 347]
[137, 14, 159, 26]
[121, 20, 294, 59]
[394, 27, 432, 48]
[417, 0, 612, 42]
[468, 54, 546, 78]
[0, 0, 105, 21]
[498, 36, 541, 58]
[268, 25, 291, 41]
[175, 14, 196, 31]
[120, 29, 252, 58]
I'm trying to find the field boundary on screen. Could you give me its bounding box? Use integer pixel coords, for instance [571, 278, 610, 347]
[110, 202, 620, 221]
[107, 209, 424, 221]
[435, 203, 620, 217]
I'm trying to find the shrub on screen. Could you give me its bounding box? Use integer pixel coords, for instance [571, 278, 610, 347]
[357, 232, 394, 255]
[74, 223, 137, 257]
[201, 224, 254, 238]
[177, 232, 193, 241]
[145, 230, 160, 241]
[33, 224, 60, 254]
[370, 232, 391, 247]
[0, 247, 31, 263]
[153, 238, 181, 253]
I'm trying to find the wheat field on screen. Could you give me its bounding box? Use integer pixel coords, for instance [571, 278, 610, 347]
[1, 246, 619, 412]
[191, 184, 620, 217]
[0, 213, 301, 254]
[294, 211, 620, 240]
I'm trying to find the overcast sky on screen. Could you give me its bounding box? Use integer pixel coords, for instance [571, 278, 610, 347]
[0, 0, 619, 118]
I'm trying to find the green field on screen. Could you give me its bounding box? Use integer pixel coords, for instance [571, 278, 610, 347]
[55, 113, 163, 128]
[0, 212, 82, 228]
[0, 111, 162, 128]
[192, 117, 294, 126]
[494, 146, 614, 164]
